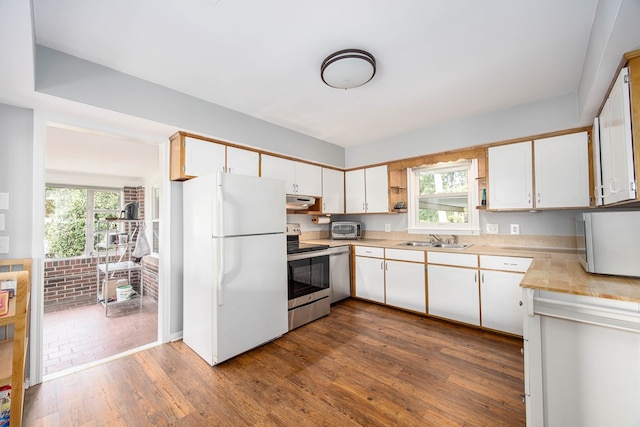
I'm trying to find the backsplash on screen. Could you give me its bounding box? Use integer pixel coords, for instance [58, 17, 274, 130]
[301, 229, 577, 250]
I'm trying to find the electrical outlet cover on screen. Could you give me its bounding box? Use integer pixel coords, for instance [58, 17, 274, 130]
[486, 224, 499, 234]
[510, 224, 520, 235]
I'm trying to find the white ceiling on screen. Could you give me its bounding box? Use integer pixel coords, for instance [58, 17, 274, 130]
[32, 0, 600, 151]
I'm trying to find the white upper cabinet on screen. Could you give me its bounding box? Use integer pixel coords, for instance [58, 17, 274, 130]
[345, 165, 389, 213]
[598, 67, 636, 205]
[488, 141, 533, 210]
[322, 168, 345, 214]
[294, 161, 322, 197]
[184, 136, 225, 177]
[534, 132, 589, 208]
[226, 146, 259, 176]
[488, 132, 590, 210]
[261, 155, 322, 196]
[345, 169, 366, 213]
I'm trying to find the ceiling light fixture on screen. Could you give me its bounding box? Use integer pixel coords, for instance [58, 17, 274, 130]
[320, 49, 376, 89]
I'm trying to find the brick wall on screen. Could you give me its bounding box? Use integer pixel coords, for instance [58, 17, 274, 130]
[142, 255, 159, 301]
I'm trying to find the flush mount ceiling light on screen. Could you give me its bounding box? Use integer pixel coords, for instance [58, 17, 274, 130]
[320, 49, 376, 89]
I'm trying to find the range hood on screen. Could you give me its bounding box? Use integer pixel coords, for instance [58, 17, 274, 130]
[286, 195, 316, 210]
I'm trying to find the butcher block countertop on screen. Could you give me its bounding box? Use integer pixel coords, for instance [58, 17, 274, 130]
[303, 238, 640, 303]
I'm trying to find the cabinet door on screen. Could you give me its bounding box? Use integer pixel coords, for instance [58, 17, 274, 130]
[261, 155, 296, 193]
[385, 260, 426, 313]
[184, 137, 225, 177]
[534, 132, 589, 208]
[322, 168, 345, 214]
[427, 264, 479, 325]
[226, 147, 259, 176]
[488, 141, 533, 209]
[294, 161, 322, 197]
[355, 256, 385, 303]
[365, 165, 389, 213]
[345, 169, 366, 213]
[599, 67, 636, 205]
[480, 270, 524, 335]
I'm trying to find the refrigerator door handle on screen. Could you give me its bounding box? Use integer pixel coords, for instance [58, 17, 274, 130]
[217, 237, 225, 306]
[216, 171, 225, 305]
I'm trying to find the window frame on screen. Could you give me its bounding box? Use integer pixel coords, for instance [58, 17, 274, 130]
[45, 184, 123, 259]
[407, 159, 480, 235]
[150, 184, 160, 255]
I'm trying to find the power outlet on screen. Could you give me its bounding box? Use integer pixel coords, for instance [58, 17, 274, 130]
[510, 224, 520, 235]
[486, 224, 499, 234]
[384, 224, 391, 232]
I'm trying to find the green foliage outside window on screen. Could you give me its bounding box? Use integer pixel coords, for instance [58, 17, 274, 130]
[417, 164, 469, 224]
[45, 187, 120, 259]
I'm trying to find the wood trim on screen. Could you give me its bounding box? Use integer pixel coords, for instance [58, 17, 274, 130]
[169, 131, 344, 172]
[628, 54, 640, 200]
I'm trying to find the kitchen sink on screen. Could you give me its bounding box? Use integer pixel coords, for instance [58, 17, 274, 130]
[398, 241, 433, 247]
[431, 243, 472, 250]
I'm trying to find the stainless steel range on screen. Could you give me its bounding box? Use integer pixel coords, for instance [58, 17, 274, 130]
[286, 223, 331, 330]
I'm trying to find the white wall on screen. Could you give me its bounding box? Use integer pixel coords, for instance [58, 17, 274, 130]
[0, 103, 34, 259]
[343, 210, 581, 237]
[345, 93, 579, 168]
[34, 46, 346, 169]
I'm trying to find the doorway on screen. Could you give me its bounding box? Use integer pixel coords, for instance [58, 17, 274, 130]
[42, 125, 161, 378]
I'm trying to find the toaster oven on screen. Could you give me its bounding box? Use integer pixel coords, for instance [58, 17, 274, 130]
[331, 221, 363, 240]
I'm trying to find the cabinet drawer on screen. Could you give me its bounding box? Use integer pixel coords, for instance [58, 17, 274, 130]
[480, 255, 532, 272]
[427, 251, 478, 268]
[385, 248, 425, 263]
[355, 246, 384, 258]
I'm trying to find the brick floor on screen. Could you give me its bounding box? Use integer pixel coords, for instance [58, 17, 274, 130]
[43, 296, 158, 377]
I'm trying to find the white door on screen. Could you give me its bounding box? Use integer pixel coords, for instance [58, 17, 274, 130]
[184, 137, 225, 177]
[480, 270, 524, 335]
[365, 165, 389, 213]
[534, 132, 590, 208]
[322, 168, 345, 214]
[488, 141, 533, 209]
[427, 264, 480, 325]
[355, 256, 385, 303]
[226, 146, 259, 176]
[345, 169, 366, 213]
[215, 173, 286, 236]
[215, 233, 287, 364]
[385, 260, 426, 313]
[599, 67, 636, 205]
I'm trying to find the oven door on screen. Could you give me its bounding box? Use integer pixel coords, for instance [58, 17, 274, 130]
[287, 251, 330, 301]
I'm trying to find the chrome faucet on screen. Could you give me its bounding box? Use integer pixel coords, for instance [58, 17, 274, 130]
[429, 234, 443, 244]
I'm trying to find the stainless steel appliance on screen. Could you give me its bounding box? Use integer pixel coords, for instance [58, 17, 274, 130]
[287, 223, 331, 330]
[331, 221, 363, 240]
[328, 245, 351, 303]
[577, 211, 640, 277]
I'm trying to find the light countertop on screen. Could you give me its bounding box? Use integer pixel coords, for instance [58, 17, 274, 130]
[302, 238, 640, 303]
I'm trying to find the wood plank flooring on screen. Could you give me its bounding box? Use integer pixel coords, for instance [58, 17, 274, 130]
[24, 299, 525, 426]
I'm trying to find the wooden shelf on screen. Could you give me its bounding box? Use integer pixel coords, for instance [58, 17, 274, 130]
[0, 259, 31, 427]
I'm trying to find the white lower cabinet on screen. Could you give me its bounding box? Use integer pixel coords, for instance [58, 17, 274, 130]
[385, 252, 426, 313]
[355, 249, 385, 303]
[480, 270, 525, 335]
[523, 289, 640, 427]
[427, 264, 480, 325]
[355, 247, 425, 312]
[479, 255, 532, 335]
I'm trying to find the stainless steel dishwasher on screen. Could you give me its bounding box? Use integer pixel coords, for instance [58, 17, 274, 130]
[328, 245, 351, 303]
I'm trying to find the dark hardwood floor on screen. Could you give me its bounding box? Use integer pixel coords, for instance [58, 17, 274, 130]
[24, 299, 525, 426]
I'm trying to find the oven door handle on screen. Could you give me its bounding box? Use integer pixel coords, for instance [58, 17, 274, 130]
[287, 250, 331, 261]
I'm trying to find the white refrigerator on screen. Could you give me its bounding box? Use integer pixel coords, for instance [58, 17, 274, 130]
[182, 171, 288, 365]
